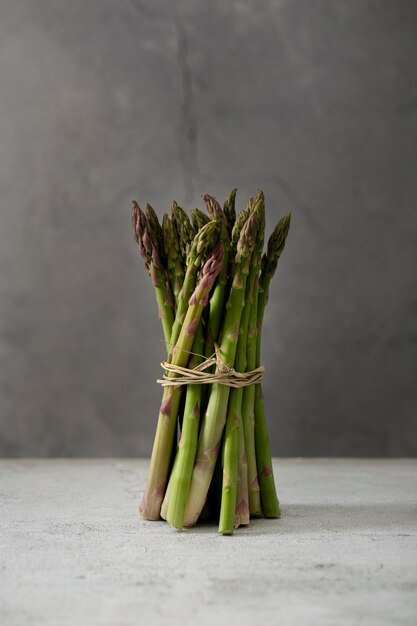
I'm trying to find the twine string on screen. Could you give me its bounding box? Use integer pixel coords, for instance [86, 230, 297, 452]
[157, 344, 264, 389]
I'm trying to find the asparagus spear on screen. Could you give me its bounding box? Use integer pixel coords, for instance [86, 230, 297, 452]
[169, 220, 219, 352]
[218, 391, 242, 533]
[201, 195, 230, 361]
[218, 257, 252, 534]
[203, 193, 225, 224]
[183, 202, 260, 527]
[257, 213, 291, 363]
[223, 188, 237, 239]
[140, 239, 224, 520]
[219, 191, 265, 533]
[235, 409, 249, 527]
[198, 194, 232, 512]
[163, 319, 206, 529]
[162, 213, 184, 308]
[145, 202, 165, 254]
[240, 191, 266, 516]
[171, 202, 195, 265]
[191, 208, 210, 232]
[132, 202, 175, 353]
[255, 213, 291, 517]
[231, 199, 252, 255]
[242, 270, 262, 515]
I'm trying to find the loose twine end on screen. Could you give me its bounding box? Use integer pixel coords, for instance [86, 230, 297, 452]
[157, 344, 264, 389]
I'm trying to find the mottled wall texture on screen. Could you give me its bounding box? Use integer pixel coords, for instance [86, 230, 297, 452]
[1, 1, 416, 457]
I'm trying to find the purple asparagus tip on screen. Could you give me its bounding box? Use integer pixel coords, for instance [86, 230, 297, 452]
[189, 241, 224, 307]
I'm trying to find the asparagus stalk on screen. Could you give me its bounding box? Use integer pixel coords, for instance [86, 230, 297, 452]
[218, 259, 253, 534]
[223, 188, 237, 239]
[218, 193, 257, 525]
[183, 202, 260, 528]
[231, 199, 252, 254]
[255, 213, 291, 517]
[171, 202, 195, 264]
[199, 195, 232, 512]
[240, 190, 266, 516]
[132, 202, 175, 353]
[201, 195, 230, 361]
[219, 191, 265, 533]
[191, 208, 210, 232]
[140, 239, 224, 520]
[163, 319, 206, 529]
[169, 220, 219, 352]
[257, 213, 291, 363]
[162, 213, 184, 308]
[242, 271, 262, 515]
[235, 409, 249, 527]
[218, 389, 242, 534]
[145, 202, 165, 254]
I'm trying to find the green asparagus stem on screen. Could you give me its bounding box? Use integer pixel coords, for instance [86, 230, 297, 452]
[219, 191, 265, 533]
[139, 241, 224, 520]
[255, 213, 291, 517]
[162, 213, 184, 307]
[242, 272, 262, 515]
[200, 209, 232, 507]
[145, 203, 165, 254]
[201, 195, 230, 361]
[171, 202, 195, 265]
[132, 202, 174, 353]
[257, 214, 291, 363]
[183, 204, 260, 528]
[223, 188, 237, 239]
[253, 387, 277, 514]
[169, 220, 220, 353]
[232, 198, 260, 528]
[203, 194, 225, 225]
[235, 409, 249, 527]
[218, 255, 254, 533]
[191, 208, 210, 232]
[240, 190, 266, 516]
[231, 199, 252, 255]
[218, 388, 242, 534]
[163, 319, 206, 529]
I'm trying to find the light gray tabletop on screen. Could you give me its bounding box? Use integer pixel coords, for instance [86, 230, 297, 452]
[1, 459, 416, 626]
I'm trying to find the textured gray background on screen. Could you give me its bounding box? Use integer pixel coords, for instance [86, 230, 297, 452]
[0, 0, 416, 457]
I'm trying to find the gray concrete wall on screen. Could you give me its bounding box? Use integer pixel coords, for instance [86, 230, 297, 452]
[0, 0, 416, 457]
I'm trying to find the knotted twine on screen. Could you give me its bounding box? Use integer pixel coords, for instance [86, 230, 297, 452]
[157, 344, 264, 389]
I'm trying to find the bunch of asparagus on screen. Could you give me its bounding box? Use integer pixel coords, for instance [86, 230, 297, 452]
[132, 190, 290, 534]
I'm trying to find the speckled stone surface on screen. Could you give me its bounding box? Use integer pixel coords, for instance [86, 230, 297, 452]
[1, 459, 416, 625]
